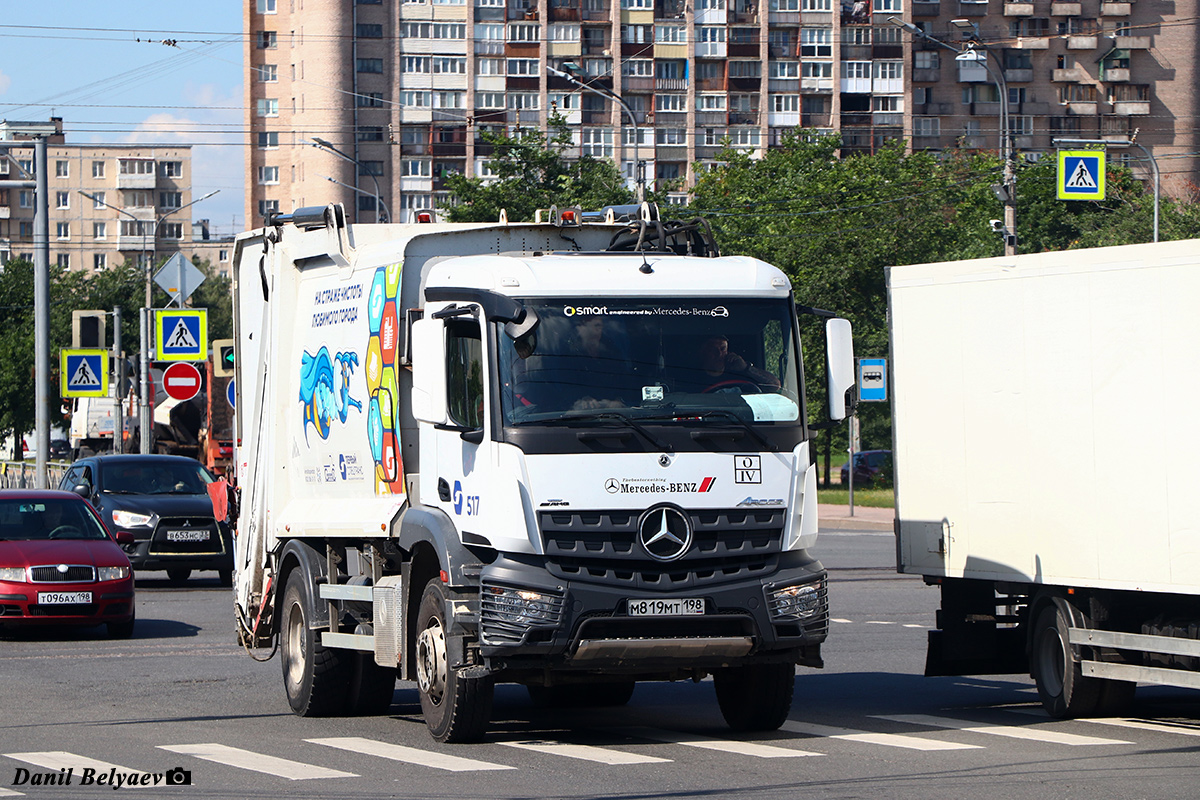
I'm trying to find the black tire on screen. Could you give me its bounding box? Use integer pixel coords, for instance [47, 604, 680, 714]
[107, 612, 135, 639]
[714, 663, 796, 731]
[415, 579, 493, 742]
[527, 681, 636, 708]
[217, 569, 233, 588]
[346, 652, 397, 716]
[1095, 678, 1137, 717]
[280, 570, 349, 717]
[1032, 605, 1101, 718]
[166, 568, 191, 585]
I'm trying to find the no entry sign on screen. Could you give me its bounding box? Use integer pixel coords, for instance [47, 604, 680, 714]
[162, 362, 202, 402]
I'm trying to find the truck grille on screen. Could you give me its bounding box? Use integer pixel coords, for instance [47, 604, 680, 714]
[30, 565, 95, 583]
[539, 508, 785, 590]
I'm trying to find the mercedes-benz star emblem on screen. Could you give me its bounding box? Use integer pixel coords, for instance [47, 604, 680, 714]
[605, 478, 621, 494]
[638, 506, 692, 562]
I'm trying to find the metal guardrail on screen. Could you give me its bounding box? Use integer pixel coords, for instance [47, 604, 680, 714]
[0, 460, 69, 490]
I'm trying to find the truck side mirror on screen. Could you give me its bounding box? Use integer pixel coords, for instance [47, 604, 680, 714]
[410, 317, 449, 425]
[825, 317, 855, 421]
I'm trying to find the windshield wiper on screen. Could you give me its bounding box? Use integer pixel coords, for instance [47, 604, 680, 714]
[547, 411, 673, 453]
[693, 410, 777, 452]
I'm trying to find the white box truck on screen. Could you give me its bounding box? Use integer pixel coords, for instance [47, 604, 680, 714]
[889, 238, 1200, 718]
[231, 204, 855, 742]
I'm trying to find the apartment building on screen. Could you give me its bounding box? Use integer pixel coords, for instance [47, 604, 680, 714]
[245, 0, 1198, 225]
[0, 120, 202, 274]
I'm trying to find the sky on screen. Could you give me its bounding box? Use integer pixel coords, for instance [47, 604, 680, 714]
[0, 2, 245, 235]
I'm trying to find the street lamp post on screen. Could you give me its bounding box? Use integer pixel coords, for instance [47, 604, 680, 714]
[312, 138, 389, 223]
[317, 174, 393, 226]
[79, 189, 219, 454]
[550, 63, 645, 203]
[891, 17, 1017, 255]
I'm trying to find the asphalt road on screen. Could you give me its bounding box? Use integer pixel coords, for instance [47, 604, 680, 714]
[4, 527, 1200, 800]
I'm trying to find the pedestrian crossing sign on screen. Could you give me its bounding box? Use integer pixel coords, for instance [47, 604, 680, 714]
[155, 309, 208, 362]
[1057, 150, 1106, 200]
[61, 349, 109, 398]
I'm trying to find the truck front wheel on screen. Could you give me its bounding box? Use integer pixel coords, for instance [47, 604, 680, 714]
[713, 663, 795, 731]
[280, 570, 349, 716]
[415, 578, 493, 742]
[1032, 605, 1100, 718]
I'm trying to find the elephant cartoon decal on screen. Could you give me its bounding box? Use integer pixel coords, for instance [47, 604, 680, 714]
[299, 346, 363, 440]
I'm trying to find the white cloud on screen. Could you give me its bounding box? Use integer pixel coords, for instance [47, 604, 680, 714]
[0, 69, 11, 96]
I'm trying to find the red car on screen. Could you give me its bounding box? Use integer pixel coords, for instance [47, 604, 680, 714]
[0, 490, 135, 638]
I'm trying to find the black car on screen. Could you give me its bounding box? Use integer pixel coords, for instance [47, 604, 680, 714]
[58, 455, 233, 585]
[840, 450, 893, 488]
[48, 440, 71, 461]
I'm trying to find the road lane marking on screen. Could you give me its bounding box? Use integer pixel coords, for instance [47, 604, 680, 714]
[830, 618, 853, 623]
[0, 789, 25, 797]
[499, 740, 671, 765]
[1083, 718, 1200, 738]
[2, 752, 152, 785]
[157, 744, 356, 780]
[781, 721, 982, 751]
[617, 728, 822, 758]
[873, 714, 1132, 746]
[307, 737, 513, 772]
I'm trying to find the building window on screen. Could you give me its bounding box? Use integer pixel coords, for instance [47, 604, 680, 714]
[729, 60, 761, 78]
[258, 166, 280, 184]
[548, 23, 580, 41]
[56, 254, 70, 269]
[581, 129, 613, 157]
[769, 60, 800, 78]
[622, 59, 654, 77]
[55, 160, 69, 178]
[256, 98, 280, 117]
[477, 57, 504, 75]
[90, 191, 106, 209]
[119, 159, 155, 175]
[800, 28, 832, 57]
[655, 128, 687, 145]
[56, 191, 70, 209]
[93, 222, 107, 239]
[258, 199, 280, 219]
[256, 64, 278, 82]
[356, 23, 384, 37]
[402, 56, 431, 73]
[620, 0, 653, 8]
[507, 92, 539, 110]
[161, 161, 183, 178]
[56, 222, 70, 240]
[357, 126, 385, 142]
[655, 25, 686, 43]
[772, 94, 800, 112]
[402, 22, 431, 38]
[477, 92, 506, 108]
[401, 160, 431, 177]
[399, 91, 429, 107]
[258, 31, 277, 49]
[19, 222, 33, 237]
[120, 220, 152, 237]
[19, 190, 33, 209]
[914, 51, 939, 69]
[160, 191, 183, 208]
[433, 91, 465, 108]
[506, 58, 538, 75]
[357, 58, 384, 73]
[160, 222, 183, 239]
[219, 249, 230, 262]
[358, 92, 385, 107]
[94, 253, 107, 271]
[258, 131, 280, 149]
[655, 94, 686, 112]
[728, 128, 760, 147]
[875, 60, 902, 80]
[433, 57, 467, 74]
[359, 161, 385, 176]
[257, 0, 277, 11]
[698, 26, 726, 42]
[802, 0, 832, 10]
[698, 94, 727, 110]
[477, 23, 504, 40]
[125, 190, 153, 207]
[508, 23, 539, 41]
[802, 62, 832, 77]
[92, 161, 106, 179]
[433, 23, 466, 38]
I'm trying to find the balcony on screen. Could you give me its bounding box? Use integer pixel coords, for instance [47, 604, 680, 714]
[475, 40, 505, 55]
[476, 5, 506, 19]
[1014, 36, 1049, 48]
[1100, 1, 1130, 13]
[116, 172, 156, 190]
[731, 5, 758, 22]
[581, 2, 611, 19]
[549, 0, 581, 20]
[1050, 1, 1080, 13]
[1004, 68, 1033, 82]
[729, 111, 760, 125]
[1052, 67, 1084, 81]
[957, 0, 988, 15]
[1103, 67, 1130, 81]
[1065, 101, 1099, 114]
[728, 42, 760, 57]
[655, 77, 688, 91]
[696, 76, 725, 91]
[622, 76, 655, 91]
[696, 110, 728, 125]
[1114, 35, 1151, 49]
[914, 68, 940, 82]
[1067, 34, 1098, 49]
[912, 0, 940, 14]
[1112, 101, 1150, 115]
[581, 36, 610, 54]
[1004, 1, 1033, 13]
[696, 41, 727, 57]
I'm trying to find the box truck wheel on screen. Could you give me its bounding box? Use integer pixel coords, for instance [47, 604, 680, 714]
[280, 570, 349, 716]
[713, 663, 795, 731]
[1033, 605, 1100, 718]
[415, 578, 493, 742]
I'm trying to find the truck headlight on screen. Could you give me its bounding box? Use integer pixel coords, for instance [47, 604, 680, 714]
[766, 579, 826, 621]
[480, 583, 565, 646]
[0, 567, 26, 582]
[98, 566, 131, 582]
[111, 510, 153, 528]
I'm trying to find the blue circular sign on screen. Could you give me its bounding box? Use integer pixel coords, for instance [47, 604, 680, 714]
[226, 379, 236, 410]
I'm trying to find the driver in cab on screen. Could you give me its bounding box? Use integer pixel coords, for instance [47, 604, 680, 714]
[692, 335, 780, 393]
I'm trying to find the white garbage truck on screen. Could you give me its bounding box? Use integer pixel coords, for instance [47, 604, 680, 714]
[889, 237, 1200, 718]
[231, 203, 855, 741]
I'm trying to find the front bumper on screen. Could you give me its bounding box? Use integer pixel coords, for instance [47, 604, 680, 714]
[0, 580, 134, 625]
[117, 522, 233, 572]
[476, 550, 827, 672]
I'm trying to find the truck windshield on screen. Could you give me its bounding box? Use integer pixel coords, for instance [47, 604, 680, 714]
[498, 298, 802, 426]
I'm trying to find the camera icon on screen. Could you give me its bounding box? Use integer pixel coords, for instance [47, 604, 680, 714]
[164, 767, 192, 786]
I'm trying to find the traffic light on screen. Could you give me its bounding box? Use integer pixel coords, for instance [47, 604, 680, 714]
[212, 339, 235, 377]
[72, 310, 107, 349]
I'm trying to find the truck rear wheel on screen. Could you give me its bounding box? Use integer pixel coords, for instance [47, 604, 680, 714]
[1033, 605, 1100, 718]
[415, 578, 493, 743]
[713, 663, 795, 731]
[280, 570, 349, 716]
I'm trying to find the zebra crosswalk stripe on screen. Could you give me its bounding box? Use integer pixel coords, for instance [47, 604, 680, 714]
[499, 739, 671, 765]
[781, 721, 983, 751]
[616, 728, 822, 758]
[873, 714, 1133, 746]
[158, 744, 357, 780]
[1083, 718, 1200, 738]
[307, 737, 514, 772]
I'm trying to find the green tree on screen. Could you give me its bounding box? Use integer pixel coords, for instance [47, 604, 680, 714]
[443, 115, 634, 222]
